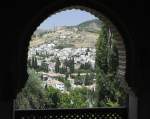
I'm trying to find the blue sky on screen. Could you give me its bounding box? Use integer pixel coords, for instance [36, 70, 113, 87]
[38, 9, 98, 30]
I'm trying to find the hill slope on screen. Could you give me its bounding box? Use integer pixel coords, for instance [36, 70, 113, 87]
[30, 19, 101, 48]
[78, 19, 102, 33]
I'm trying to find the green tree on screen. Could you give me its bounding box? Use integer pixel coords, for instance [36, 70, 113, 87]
[59, 66, 67, 74]
[95, 22, 127, 107]
[46, 86, 61, 108]
[74, 71, 83, 85]
[63, 58, 74, 74]
[41, 61, 49, 72]
[64, 80, 71, 91]
[55, 57, 61, 73]
[70, 57, 75, 73]
[60, 87, 89, 108]
[60, 93, 72, 108]
[85, 72, 93, 85]
[15, 68, 49, 109]
[31, 56, 38, 70]
[69, 87, 89, 108]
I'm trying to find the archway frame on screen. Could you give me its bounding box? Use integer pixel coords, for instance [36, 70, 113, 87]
[14, 0, 135, 100]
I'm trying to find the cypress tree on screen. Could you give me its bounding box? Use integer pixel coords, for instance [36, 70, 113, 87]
[55, 57, 60, 73]
[95, 22, 126, 107]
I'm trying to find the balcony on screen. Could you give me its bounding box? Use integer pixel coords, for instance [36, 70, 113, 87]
[15, 107, 127, 119]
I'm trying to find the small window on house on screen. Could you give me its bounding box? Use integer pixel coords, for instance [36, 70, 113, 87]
[15, 9, 127, 109]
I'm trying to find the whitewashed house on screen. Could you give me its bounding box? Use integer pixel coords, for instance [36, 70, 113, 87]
[47, 79, 65, 91]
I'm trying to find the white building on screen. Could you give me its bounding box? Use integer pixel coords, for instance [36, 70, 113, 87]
[47, 79, 65, 91]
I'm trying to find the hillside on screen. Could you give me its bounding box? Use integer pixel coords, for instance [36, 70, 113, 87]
[78, 19, 102, 33]
[30, 19, 101, 48]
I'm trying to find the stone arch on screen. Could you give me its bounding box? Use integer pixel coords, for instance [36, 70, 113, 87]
[14, 1, 135, 100]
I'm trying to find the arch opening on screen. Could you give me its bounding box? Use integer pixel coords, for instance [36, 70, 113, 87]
[15, 6, 132, 110]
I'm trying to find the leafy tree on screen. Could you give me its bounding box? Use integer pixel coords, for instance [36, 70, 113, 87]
[15, 68, 49, 109]
[46, 86, 61, 108]
[60, 87, 90, 108]
[60, 93, 72, 108]
[69, 87, 89, 108]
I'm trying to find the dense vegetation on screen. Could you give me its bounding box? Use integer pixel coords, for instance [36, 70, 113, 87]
[15, 69, 93, 109]
[95, 22, 127, 107]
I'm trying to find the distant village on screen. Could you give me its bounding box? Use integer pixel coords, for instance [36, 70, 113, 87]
[28, 42, 96, 92]
[28, 26, 97, 93]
